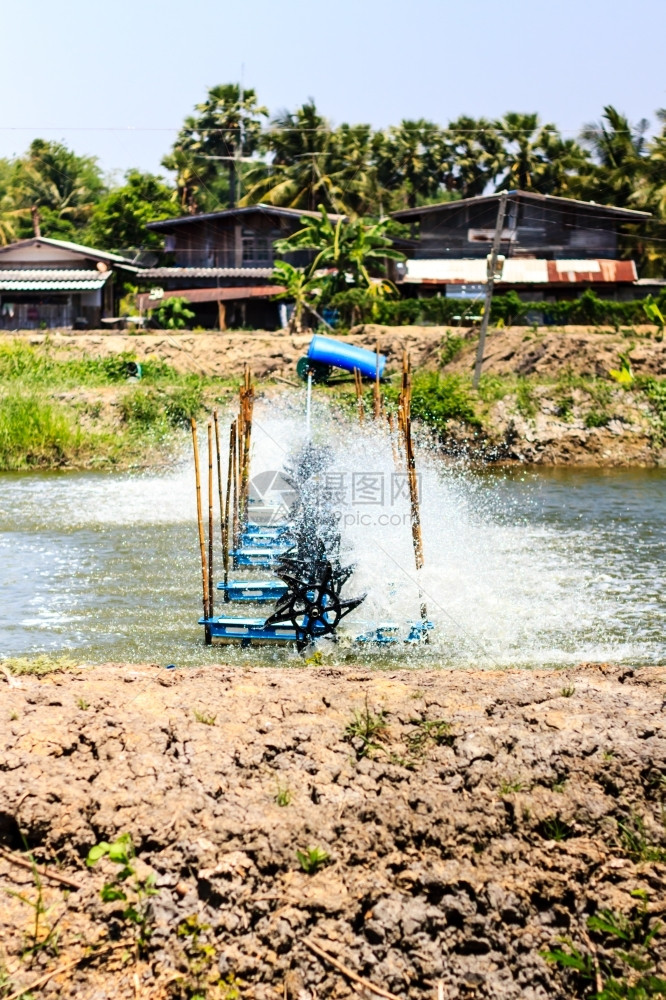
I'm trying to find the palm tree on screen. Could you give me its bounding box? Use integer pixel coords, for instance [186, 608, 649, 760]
[491, 113, 589, 195]
[242, 101, 341, 212]
[164, 84, 268, 209]
[375, 119, 447, 209]
[576, 105, 649, 207]
[327, 123, 381, 217]
[444, 117, 503, 196]
[10, 139, 105, 239]
[629, 110, 666, 275]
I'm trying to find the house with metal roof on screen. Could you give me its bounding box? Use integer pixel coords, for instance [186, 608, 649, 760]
[140, 204, 345, 329]
[0, 237, 142, 330]
[390, 191, 651, 303]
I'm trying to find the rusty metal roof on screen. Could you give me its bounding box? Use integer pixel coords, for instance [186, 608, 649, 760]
[136, 285, 284, 310]
[392, 191, 651, 221]
[0, 268, 112, 291]
[404, 258, 637, 284]
[142, 267, 273, 279]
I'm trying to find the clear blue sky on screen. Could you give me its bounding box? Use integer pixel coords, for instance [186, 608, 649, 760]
[1, 0, 664, 180]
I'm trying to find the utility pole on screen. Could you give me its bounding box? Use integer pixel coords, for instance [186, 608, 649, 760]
[473, 191, 508, 389]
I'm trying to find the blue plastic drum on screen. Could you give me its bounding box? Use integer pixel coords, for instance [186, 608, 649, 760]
[307, 335, 386, 380]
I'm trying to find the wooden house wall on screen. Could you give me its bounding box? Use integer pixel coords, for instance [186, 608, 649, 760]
[170, 214, 307, 268]
[414, 198, 619, 260]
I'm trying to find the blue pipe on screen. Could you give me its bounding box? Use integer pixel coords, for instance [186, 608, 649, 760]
[307, 335, 386, 379]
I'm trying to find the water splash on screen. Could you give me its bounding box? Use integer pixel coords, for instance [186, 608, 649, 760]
[0, 394, 663, 666]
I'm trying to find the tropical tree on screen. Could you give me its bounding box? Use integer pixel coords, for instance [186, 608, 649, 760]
[271, 260, 321, 332]
[9, 139, 106, 240]
[164, 84, 268, 210]
[630, 110, 666, 275]
[85, 170, 177, 255]
[493, 112, 588, 194]
[0, 158, 19, 245]
[274, 206, 404, 298]
[375, 119, 447, 209]
[575, 105, 649, 207]
[242, 100, 341, 212]
[443, 116, 504, 197]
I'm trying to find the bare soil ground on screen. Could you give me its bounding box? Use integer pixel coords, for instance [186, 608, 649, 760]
[1, 662, 665, 999]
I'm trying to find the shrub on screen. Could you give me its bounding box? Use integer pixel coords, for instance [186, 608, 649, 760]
[405, 371, 481, 432]
[118, 389, 162, 428]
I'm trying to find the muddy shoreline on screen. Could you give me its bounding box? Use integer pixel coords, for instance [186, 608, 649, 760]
[1, 661, 665, 998]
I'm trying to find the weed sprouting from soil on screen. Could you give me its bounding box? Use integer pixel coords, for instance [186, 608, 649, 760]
[344, 696, 388, 759]
[405, 719, 455, 755]
[539, 816, 574, 841]
[544, 893, 666, 998]
[3, 846, 61, 961]
[296, 847, 330, 874]
[618, 814, 666, 864]
[87, 833, 157, 956]
[193, 710, 217, 726]
[275, 785, 291, 807]
[499, 779, 525, 795]
[561, 686, 576, 698]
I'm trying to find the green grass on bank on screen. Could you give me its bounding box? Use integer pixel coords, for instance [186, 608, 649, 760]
[0, 340, 237, 470]
[333, 367, 666, 450]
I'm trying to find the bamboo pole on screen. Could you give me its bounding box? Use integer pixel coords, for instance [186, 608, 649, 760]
[387, 411, 399, 466]
[232, 419, 240, 550]
[353, 367, 365, 425]
[213, 408, 225, 569]
[190, 418, 209, 630]
[239, 370, 254, 524]
[207, 419, 214, 621]
[373, 340, 382, 420]
[397, 351, 428, 629]
[224, 419, 235, 594]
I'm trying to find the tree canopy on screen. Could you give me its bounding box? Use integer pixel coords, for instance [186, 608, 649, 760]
[1, 91, 665, 276]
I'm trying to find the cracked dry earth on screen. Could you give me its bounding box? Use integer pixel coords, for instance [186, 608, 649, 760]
[1, 663, 665, 1000]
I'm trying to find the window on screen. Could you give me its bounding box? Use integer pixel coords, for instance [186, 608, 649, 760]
[242, 234, 272, 265]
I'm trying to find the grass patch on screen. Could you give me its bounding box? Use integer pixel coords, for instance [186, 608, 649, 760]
[585, 410, 612, 428]
[344, 696, 389, 759]
[193, 710, 216, 726]
[2, 654, 78, 676]
[386, 371, 481, 433]
[515, 377, 538, 419]
[618, 813, 666, 863]
[0, 341, 212, 469]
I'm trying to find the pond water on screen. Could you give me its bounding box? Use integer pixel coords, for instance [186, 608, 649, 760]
[0, 400, 663, 669]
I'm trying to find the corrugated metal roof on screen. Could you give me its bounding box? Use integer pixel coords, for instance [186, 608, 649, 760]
[0, 237, 141, 268]
[147, 204, 346, 231]
[0, 268, 112, 291]
[392, 191, 651, 221]
[142, 267, 273, 279]
[404, 258, 637, 284]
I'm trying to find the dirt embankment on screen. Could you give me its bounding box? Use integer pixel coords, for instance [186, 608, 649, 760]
[9, 325, 666, 380]
[6, 326, 666, 467]
[1, 663, 665, 999]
